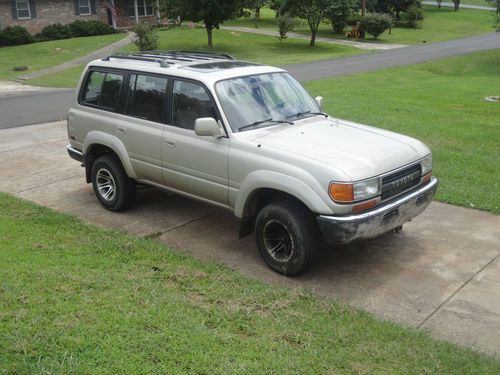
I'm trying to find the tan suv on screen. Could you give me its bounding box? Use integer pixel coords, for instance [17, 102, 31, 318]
[67, 51, 438, 275]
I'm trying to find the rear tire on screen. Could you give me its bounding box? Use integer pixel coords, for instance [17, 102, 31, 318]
[91, 154, 136, 211]
[255, 199, 320, 276]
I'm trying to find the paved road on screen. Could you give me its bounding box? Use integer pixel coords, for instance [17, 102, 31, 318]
[285, 32, 500, 81]
[1, 121, 499, 356]
[423, 1, 496, 10]
[1, 32, 499, 129]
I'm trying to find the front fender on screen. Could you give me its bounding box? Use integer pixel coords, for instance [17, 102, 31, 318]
[234, 170, 332, 218]
[83, 131, 137, 179]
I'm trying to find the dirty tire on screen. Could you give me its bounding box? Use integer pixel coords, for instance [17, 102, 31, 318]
[91, 154, 136, 211]
[255, 199, 320, 276]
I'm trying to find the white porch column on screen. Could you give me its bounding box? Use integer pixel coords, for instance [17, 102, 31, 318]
[134, 0, 139, 24]
[155, 0, 160, 25]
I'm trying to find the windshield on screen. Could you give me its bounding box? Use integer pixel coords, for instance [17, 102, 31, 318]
[215, 72, 321, 132]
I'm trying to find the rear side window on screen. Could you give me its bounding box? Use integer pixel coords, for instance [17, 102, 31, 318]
[81, 70, 124, 111]
[126, 73, 168, 123]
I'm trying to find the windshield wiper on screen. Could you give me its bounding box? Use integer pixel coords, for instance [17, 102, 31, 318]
[239, 118, 293, 131]
[286, 111, 328, 119]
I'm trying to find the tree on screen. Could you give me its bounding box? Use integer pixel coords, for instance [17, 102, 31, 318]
[326, 0, 357, 34]
[284, 0, 337, 46]
[451, 0, 460, 10]
[277, 12, 295, 42]
[164, 0, 245, 47]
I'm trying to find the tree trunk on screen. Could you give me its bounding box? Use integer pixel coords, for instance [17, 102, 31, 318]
[453, 0, 460, 10]
[255, 6, 260, 20]
[309, 28, 317, 47]
[206, 27, 213, 48]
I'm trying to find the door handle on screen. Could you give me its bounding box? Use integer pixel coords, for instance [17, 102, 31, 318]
[165, 140, 176, 147]
[117, 127, 126, 134]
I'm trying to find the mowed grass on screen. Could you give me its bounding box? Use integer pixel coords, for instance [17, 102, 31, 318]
[226, 6, 494, 44]
[1, 192, 499, 374]
[305, 50, 500, 213]
[0, 33, 126, 80]
[28, 26, 363, 88]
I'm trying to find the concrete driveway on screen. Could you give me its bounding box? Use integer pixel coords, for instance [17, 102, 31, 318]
[1, 121, 499, 357]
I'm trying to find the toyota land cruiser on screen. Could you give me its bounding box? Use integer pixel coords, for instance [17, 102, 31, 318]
[66, 51, 438, 275]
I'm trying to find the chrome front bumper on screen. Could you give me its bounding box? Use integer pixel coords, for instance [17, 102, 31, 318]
[317, 177, 438, 244]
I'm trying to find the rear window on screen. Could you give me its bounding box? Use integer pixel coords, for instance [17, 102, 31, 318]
[81, 70, 124, 111]
[126, 73, 168, 123]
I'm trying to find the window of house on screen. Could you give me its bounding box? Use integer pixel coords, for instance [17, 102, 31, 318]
[16, 0, 31, 19]
[126, 74, 167, 123]
[128, 0, 154, 17]
[172, 80, 217, 130]
[78, 0, 91, 16]
[81, 71, 124, 111]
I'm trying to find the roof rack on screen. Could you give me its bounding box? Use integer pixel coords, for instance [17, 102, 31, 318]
[101, 50, 236, 67]
[144, 50, 236, 61]
[102, 54, 171, 67]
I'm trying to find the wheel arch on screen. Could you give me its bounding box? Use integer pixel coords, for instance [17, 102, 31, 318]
[235, 171, 331, 238]
[83, 131, 137, 183]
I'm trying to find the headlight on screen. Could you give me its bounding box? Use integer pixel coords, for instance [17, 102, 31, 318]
[329, 177, 381, 202]
[421, 154, 432, 175]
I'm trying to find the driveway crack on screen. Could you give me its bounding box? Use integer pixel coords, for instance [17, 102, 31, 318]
[13, 174, 80, 194]
[417, 253, 500, 329]
[143, 210, 220, 239]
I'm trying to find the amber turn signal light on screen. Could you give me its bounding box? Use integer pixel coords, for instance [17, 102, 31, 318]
[352, 199, 377, 213]
[421, 172, 432, 185]
[329, 183, 354, 202]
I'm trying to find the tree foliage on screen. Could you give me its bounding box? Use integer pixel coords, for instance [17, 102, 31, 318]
[164, 0, 245, 47]
[488, 0, 499, 31]
[326, 0, 358, 34]
[283, 0, 337, 46]
[360, 12, 392, 38]
[365, 0, 421, 20]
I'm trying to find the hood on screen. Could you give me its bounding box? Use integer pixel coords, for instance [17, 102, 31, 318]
[248, 117, 429, 181]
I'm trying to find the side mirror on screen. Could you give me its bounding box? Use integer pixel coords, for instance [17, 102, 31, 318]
[315, 96, 324, 111]
[194, 117, 224, 137]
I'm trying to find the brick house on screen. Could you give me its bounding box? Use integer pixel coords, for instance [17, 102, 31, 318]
[0, 0, 160, 34]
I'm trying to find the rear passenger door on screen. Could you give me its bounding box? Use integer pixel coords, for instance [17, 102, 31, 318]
[162, 79, 229, 205]
[114, 72, 168, 183]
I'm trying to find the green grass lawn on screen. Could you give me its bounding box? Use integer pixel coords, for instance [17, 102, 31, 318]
[305, 50, 500, 214]
[1, 192, 499, 374]
[0, 33, 126, 81]
[226, 6, 494, 45]
[28, 26, 363, 88]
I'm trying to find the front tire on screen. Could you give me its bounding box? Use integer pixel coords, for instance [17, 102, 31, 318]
[255, 200, 320, 276]
[91, 154, 136, 211]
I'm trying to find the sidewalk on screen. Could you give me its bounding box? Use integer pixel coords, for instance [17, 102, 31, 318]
[221, 26, 407, 50]
[1, 120, 499, 358]
[423, 1, 496, 10]
[16, 32, 135, 81]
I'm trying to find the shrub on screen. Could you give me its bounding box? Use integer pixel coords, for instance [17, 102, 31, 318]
[360, 13, 393, 39]
[277, 13, 294, 42]
[0, 25, 33, 46]
[40, 23, 73, 40]
[69, 20, 117, 37]
[403, 5, 424, 28]
[327, 0, 357, 34]
[133, 22, 159, 51]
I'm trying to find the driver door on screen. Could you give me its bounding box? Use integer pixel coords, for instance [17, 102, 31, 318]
[162, 79, 229, 205]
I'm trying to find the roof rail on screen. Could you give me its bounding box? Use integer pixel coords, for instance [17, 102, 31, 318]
[147, 50, 236, 61]
[102, 54, 171, 67]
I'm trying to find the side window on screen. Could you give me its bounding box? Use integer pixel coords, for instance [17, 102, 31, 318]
[81, 71, 124, 111]
[172, 80, 217, 130]
[126, 73, 167, 123]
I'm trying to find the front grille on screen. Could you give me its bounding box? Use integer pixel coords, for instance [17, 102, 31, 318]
[381, 163, 421, 200]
